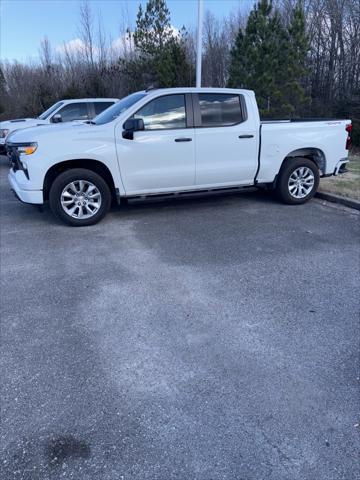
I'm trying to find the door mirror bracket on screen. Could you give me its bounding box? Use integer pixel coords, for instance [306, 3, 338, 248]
[122, 118, 145, 140]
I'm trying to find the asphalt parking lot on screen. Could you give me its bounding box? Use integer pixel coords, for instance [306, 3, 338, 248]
[0, 157, 359, 480]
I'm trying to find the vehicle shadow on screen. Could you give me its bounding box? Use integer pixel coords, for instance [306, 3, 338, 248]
[116, 187, 275, 213]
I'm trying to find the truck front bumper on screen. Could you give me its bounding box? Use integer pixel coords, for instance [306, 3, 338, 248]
[8, 169, 43, 204]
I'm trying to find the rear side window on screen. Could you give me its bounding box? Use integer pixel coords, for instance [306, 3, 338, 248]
[133, 94, 186, 130]
[94, 102, 115, 115]
[56, 103, 89, 122]
[198, 94, 244, 127]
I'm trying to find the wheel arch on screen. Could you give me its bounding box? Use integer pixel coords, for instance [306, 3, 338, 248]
[281, 148, 326, 175]
[43, 159, 117, 202]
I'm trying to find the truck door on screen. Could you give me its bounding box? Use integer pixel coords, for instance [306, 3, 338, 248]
[193, 93, 258, 186]
[115, 94, 195, 194]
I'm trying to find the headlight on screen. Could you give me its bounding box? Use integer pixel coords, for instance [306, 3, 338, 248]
[17, 143, 38, 155]
[0, 129, 9, 138]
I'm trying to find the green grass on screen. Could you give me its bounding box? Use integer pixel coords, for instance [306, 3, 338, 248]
[319, 150, 360, 201]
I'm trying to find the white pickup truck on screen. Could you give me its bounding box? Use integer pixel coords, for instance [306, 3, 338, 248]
[7, 87, 351, 226]
[0, 98, 118, 153]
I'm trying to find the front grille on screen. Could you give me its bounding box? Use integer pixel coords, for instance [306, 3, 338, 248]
[7, 145, 21, 171]
[6, 144, 29, 179]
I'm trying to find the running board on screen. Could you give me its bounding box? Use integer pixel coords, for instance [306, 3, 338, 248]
[125, 185, 257, 203]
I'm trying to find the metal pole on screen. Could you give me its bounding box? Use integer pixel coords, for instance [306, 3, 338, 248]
[196, 0, 203, 88]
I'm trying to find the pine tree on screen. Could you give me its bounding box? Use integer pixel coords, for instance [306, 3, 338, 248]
[134, 0, 173, 56]
[279, 1, 309, 116]
[127, 0, 190, 88]
[228, 0, 309, 118]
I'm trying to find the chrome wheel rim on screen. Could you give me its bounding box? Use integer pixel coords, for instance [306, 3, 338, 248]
[288, 167, 315, 199]
[61, 180, 102, 219]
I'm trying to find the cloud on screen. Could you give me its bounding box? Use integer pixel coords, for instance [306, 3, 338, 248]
[55, 38, 86, 55]
[55, 25, 182, 58]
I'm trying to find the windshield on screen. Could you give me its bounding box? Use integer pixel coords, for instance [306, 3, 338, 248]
[94, 92, 147, 125]
[38, 101, 64, 120]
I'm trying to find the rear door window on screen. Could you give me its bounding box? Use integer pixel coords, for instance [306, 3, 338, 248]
[197, 94, 244, 127]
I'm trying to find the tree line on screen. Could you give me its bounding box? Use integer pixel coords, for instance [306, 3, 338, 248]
[0, 0, 359, 144]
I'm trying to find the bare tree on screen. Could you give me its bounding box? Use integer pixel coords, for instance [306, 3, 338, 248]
[201, 9, 247, 87]
[78, 0, 95, 67]
[39, 36, 53, 68]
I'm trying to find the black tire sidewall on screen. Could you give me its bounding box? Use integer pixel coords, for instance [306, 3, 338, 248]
[277, 158, 320, 205]
[49, 168, 111, 226]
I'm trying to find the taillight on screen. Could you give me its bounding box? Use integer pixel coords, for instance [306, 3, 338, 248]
[346, 123, 352, 150]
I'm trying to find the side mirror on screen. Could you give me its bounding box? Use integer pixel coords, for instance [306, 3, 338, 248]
[122, 118, 144, 140]
[52, 113, 62, 123]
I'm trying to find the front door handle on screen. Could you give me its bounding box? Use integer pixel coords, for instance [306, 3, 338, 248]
[175, 137, 192, 142]
[238, 134, 254, 139]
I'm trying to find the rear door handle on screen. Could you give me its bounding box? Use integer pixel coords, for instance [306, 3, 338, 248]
[238, 135, 254, 139]
[175, 137, 192, 142]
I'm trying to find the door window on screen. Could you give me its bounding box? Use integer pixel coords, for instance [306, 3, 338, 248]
[133, 95, 186, 130]
[38, 102, 64, 120]
[198, 94, 244, 127]
[56, 103, 89, 122]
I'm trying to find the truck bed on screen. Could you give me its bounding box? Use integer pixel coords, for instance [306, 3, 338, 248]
[257, 118, 350, 183]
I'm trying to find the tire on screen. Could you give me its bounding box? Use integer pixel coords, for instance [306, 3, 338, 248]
[276, 157, 320, 205]
[49, 168, 111, 226]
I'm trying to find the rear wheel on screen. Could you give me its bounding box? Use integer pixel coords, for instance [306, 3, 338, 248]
[49, 168, 111, 226]
[276, 157, 319, 205]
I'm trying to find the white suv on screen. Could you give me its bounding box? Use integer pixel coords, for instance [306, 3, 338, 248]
[0, 98, 118, 153]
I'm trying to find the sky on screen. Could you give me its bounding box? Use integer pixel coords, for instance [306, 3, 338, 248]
[0, 0, 254, 62]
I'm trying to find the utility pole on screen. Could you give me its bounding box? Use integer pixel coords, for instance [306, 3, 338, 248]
[196, 0, 203, 88]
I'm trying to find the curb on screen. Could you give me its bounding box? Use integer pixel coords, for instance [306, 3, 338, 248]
[316, 191, 360, 211]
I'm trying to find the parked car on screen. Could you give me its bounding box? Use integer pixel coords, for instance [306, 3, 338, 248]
[7, 87, 351, 226]
[0, 98, 118, 154]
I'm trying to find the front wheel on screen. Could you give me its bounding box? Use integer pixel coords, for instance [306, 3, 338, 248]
[49, 168, 111, 226]
[276, 157, 319, 205]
